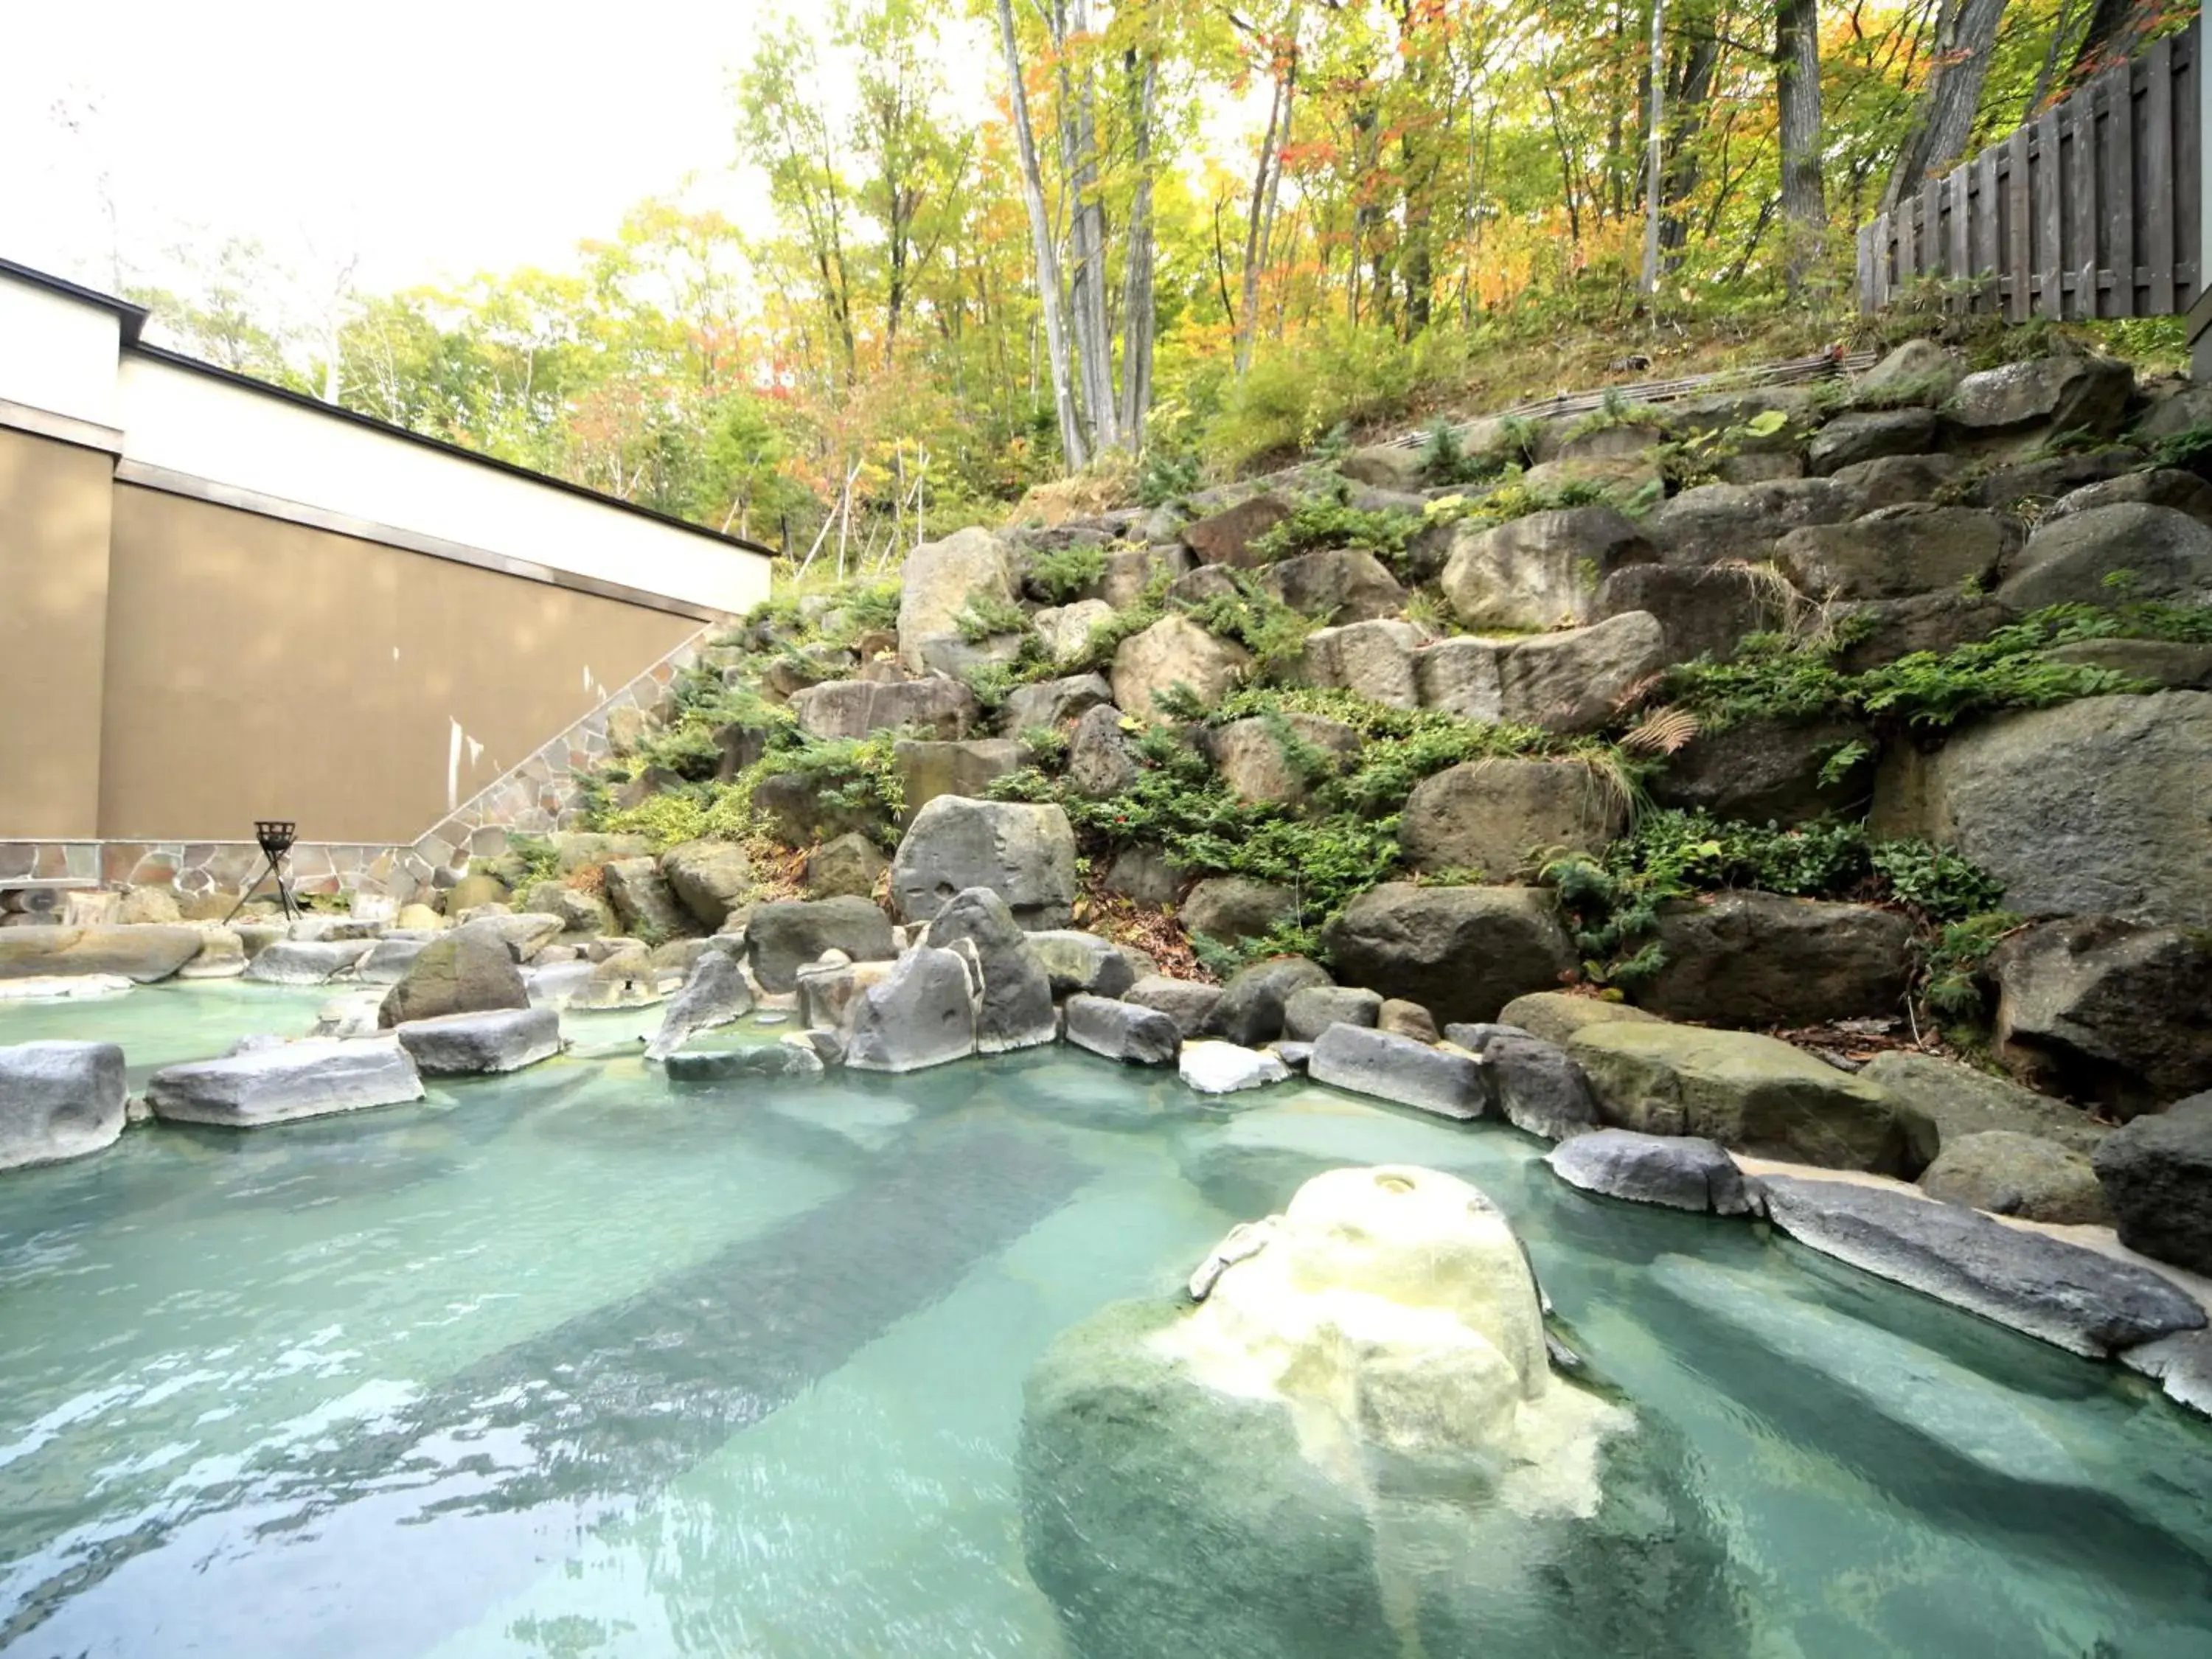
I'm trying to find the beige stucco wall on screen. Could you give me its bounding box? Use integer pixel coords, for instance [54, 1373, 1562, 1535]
[99, 485, 700, 844]
[0, 428, 115, 838]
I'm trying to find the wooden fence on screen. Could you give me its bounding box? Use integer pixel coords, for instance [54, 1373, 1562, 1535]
[1857, 20, 2200, 322]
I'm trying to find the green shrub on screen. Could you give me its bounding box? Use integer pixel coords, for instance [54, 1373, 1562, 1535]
[1027, 541, 1110, 605]
[1419, 420, 1509, 487]
[1179, 574, 1321, 681]
[955, 589, 1034, 643]
[1251, 488, 1422, 568]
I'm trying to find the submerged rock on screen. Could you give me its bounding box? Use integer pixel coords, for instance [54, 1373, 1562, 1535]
[1020, 1166, 1746, 1659]
[1547, 1129, 1754, 1215]
[0, 1040, 126, 1172]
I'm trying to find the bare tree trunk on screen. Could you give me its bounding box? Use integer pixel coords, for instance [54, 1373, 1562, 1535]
[1054, 0, 1121, 453]
[1882, 0, 2011, 214]
[1119, 48, 1160, 449]
[1237, 75, 1286, 372]
[995, 0, 1087, 470]
[1777, 0, 1826, 290]
[1641, 0, 1666, 294]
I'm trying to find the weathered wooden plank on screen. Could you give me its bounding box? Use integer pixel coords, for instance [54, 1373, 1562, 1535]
[1949, 163, 1973, 298]
[1921, 176, 1944, 292]
[2144, 33, 2177, 313]
[2037, 105, 2066, 319]
[2104, 63, 2135, 316]
[2067, 93, 2098, 318]
[1975, 150, 2001, 312]
[2007, 128, 2034, 321]
[2177, 20, 2202, 313]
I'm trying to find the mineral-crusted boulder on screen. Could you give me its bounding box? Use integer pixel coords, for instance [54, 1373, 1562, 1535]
[1806, 408, 1941, 475]
[179, 926, 248, 981]
[1020, 1166, 1746, 1659]
[1291, 618, 1426, 708]
[1206, 712, 1360, 804]
[1875, 691, 2212, 931]
[892, 737, 1023, 824]
[1439, 507, 1654, 630]
[0, 924, 204, 984]
[1178, 1040, 1292, 1093]
[921, 888, 1057, 1053]
[658, 840, 754, 931]
[1063, 994, 1180, 1065]
[1256, 546, 1407, 622]
[1213, 957, 1333, 1046]
[843, 945, 980, 1073]
[0, 1040, 126, 1171]
[245, 939, 374, 986]
[1857, 1050, 2106, 1169]
[1775, 504, 2014, 599]
[891, 796, 1078, 929]
[1003, 672, 1115, 733]
[147, 1036, 426, 1127]
[1110, 613, 1252, 719]
[788, 677, 981, 741]
[376, 929, 529, 1028]
[644, 946, 756, 1061]
[1179, 876, 1295, 945]
[803, 832, 888, 900]
[1640, 894, 1916, 1027]
[1948, 351, 2134, 440]
[745, 897, 897, 992]
[1399, 759, 1625, 879]
[394, 1007, 562, 1075]
[1283, 984, 1383, 1042]
[1759, 1173, 2202, 1357]
[1307, 1024, 1485, 1119]
[1648, 717, 1874, 824]
[1568, 1022, 1905, 1172]
[1919, 1130, 2107, 1224]
[2092, 1097, 2212, 1273]
[1123, 975, 1222, 1039]
[1546, 1129, 1755, 1214]
[1994, 502, 2212, 611]
[1181, 492, 1291, 567]
[602, 857, 697, 940]
[899, 525, 1017, 671]
[1441, 1023, 1603, 1141]
[1324, 884, 1576, 1027]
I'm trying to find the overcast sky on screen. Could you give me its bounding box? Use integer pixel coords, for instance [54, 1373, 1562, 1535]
[1, 0, 785, 299]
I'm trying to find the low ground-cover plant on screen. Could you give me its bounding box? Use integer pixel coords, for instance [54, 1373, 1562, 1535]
[1025, 540, 1109, 604]
[1250, 487, 1422, 568]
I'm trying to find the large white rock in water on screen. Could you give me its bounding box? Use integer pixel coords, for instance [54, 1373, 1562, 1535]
[1020, 1165, 1745, 1658]
[146, 1037, 426, 1127]
[0, 1040, 127, 1171]
[842, 945, 979, 1074]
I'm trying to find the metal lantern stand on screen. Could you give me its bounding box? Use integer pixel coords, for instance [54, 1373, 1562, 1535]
[223, 820, 301, 922]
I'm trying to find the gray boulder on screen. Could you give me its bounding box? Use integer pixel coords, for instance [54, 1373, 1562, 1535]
[1028, 931, 1145, 998]
[1591, 563, 1792, 665]
[1493, 611, 1668, 734]
[1256, 547, 1406, 622]
[358, 937, 428, 985]
[745, 897, 897, 992]
[1991, 915, 2212, 1113]
[376, 929, 529, 1028]
[1065, 703, 1140, 799]
[2042, 636, 2212, 690]
[664, 1042, 827, 1082]
[1307, 1023, 1486, 1119]
[644, 947, 756, 1061]
[1399, 759, 1625, 879]
[1033, 600, 1117, 665]
[245, 939, 374, 986]
[1966, 448, 2144, 512]
[2042, 467, 2212, 529]
[1832, 589, 2020, 672]
[1122, 975, 1223, 1040]
[1064, 994, 1181, 1065]
[891, 796, 1079, 928]
[802, 832, 888, 900]
[788, 677, 981, 741]
[1648, 717, 1874, 824]
[394, 1007, 562, 1075]
[1919, 1130, 2107, 1224]
[0, 1040, 126, 1171]
[1948, 352, 2134, 439]
[922, 888, 1057, 1053]
[1806, 408, 1941, 475]
[899, 524, 1016, 672]
[1213, 957, 1333, 1046]
[1994, 502, 2212, 610]
[2092, 1096, 2212, 1273]
[1206, 713, 1360, 805]
[1875, 691, 2212, 930]
[1775, 504, 2013, 600]
[1568, 1022, 1905, 1172]
[1643, 479, 1855, 566]
[1641, 894, 1916, 1027]
[1496, 990, 1667, 1047]
[1102, 845, 1182, 907]
[1857, 1049, 2106, 1170]
[1004, 672, 1116, 733]
[602, 857, 697, 940]
[893, 738, 1024, 825]
[1442, 1023, 1603, 1141]
[1324, 883, 1576, 1026]
[843, 945, 980, 1073]
[1438, 507, 1654, 630]
[1182, 491, 1292, 566]
[1759, 1173, 2202, 1357]
[1099, 543, 1193, 610]
[1178, 1040, 1293, 1093]
[1180, 877, 1295, 946]
[455, 912, 565, 962]
[1282, 984, 1382, 1041]
[1829, 452, 1966, 509]
[1291, 619, 1426, 708]
[520, 881, 614, 936]
[1110, 614, 1251, 719]
[658, 840, 754, 930]
[1851, 338, 1965, 403]
[1546, 1129, 1755, 1214]
[147, 1037, 425, 1127]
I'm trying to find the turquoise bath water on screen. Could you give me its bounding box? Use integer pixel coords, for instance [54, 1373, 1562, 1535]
[1, 984, 2208, 1658]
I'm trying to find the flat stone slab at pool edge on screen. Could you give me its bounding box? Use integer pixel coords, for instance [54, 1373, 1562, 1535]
[394, 1008, 563, 1075]
[0, 1040, 127, 1170]
[147, 1035, 425, 1126]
